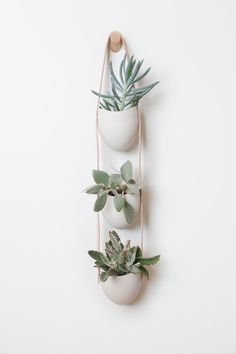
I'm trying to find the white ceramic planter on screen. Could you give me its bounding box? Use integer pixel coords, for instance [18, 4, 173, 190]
[98, 106, 139, 151]
[102, 193, 140, 229]
[101, 273, 142, 305]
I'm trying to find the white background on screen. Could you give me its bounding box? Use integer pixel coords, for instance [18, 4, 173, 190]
[0, 0, 236, 353]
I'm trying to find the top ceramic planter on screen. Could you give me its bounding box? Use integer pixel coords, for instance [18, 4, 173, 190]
[98, 106, 139, 151]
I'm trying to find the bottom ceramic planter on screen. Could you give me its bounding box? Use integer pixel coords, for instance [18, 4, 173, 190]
[101, 273, 142, 305]
[102, 193, 140, 229]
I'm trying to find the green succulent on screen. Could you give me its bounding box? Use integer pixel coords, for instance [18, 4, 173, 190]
[84, 160, 142, 224]
[88, 230, 160, 282]
[92, 54, 159, 111]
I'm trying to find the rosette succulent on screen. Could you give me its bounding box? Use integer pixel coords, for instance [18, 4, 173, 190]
[84, 160, 142, 224]
[88, 230, 160, 282]
[92, 54, 159, 111]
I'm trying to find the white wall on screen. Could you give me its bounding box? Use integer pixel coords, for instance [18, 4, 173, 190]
[0, 0, 236, 353]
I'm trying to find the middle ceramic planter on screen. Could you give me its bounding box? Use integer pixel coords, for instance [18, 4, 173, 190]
[98, 106, 139, 151]
[102, 193, 140, 229]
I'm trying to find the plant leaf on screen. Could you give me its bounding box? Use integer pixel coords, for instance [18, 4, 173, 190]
[113, 195, 125, 212]
[119, 58, 124, 84]
[94, 193, 107, 212]
[109, 173, 123, 186]
[84, 184, 104, 194]
[123, 201, 134, 224]
[137, 255, 160, 265]
[92, 170, 109, 187]
[132, 66, 151, 85]
[109, 62, 123, 90]
[100, 268, 120, 282]
[126, 183, 140, 194]
[100, 253, 111, 266]
[126, 264, 141, 274]
[136, 246, 142, 258]
[139, 266, 149, 279]
[91, 90, 115, 100]
[88, 250, 104, 262]
[120, 160, 133, 182]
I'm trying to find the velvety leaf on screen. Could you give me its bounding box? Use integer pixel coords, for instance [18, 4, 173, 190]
[109, 173, 123, 186]
[94, 193, 107, 212]
[92, 170, 109, 187]
[126, 183, 140, 194]
[123, 201, 134, 224]
[120, 160, 133, 182]
[84, 184, 103, 194]
[113, 195, 125, 212]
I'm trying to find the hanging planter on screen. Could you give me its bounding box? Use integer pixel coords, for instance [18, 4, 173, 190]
[86, 31, 161, 304]
[98, 106, 138, 151]
[102, 193, 140, 229]
[88, 230, 160, 305]
[101, 273, 141, 305]
[84, 160, 142, 228]
[93, 54, 159, 152]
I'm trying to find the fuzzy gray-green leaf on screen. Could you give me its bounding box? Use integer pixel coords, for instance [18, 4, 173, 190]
[120, 160, 133, 182]
[92, 170, 109, 187]
[113, 195, 125, 212]
[84, 184, 104, 194]
[124, 201, 134, 224]
[94, 193, 107, 212]
[109, 173, 123, 186]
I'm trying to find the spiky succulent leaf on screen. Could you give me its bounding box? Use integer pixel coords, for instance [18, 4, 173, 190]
[92, 54, 158, 111]
[88, 232, 160, 282]
[137, 255, 160, 265]
[100, 268, 121, 282]
[139, 266, 149, 279]
[126, 264, 141, 274]
[88, 250, 104, 262]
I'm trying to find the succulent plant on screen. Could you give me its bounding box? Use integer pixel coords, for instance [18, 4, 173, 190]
[92, 54, 159, 111]
[84, 160, 142, 224]
[88, 230, 160, 282]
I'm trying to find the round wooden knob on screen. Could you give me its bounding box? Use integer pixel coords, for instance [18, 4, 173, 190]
[109, 31, 123, 52]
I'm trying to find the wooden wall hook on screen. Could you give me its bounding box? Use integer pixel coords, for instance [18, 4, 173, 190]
[109, 31, 123, 53]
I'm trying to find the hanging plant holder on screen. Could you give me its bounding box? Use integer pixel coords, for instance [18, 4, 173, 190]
[98, 106, 139, 151]
[88, 231, 160, 305]
[102, 193, 140, 229]
[85, 31, 160, 305]
[101, 273, 142, 305]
